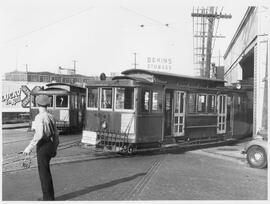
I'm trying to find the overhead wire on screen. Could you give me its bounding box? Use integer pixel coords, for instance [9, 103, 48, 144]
[1, 5, 95, 45]
[119, 6, 167, 27]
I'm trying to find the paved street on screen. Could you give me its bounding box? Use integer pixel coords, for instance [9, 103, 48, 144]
[2, 128, 268, 201]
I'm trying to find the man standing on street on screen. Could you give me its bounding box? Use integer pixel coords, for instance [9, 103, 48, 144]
[23, 95, 59, 201]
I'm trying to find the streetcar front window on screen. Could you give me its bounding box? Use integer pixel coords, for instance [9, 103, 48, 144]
[56, 95, 68, 108]
[87, 88, 98, 108]
[32, 95, 53, 107]
[101, 88, 112, 109]
[115, 87, 134, 110]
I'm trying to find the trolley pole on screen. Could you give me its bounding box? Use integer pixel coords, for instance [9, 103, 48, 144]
[133, 52, 138, 69]
[73, 60, 77, 74]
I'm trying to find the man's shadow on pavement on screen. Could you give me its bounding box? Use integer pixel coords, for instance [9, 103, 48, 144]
[55, 172, 146, 200]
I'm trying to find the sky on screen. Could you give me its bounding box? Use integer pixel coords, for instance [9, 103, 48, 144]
[0, 0, 266, 77]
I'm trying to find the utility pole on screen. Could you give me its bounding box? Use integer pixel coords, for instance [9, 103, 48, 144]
[133, 52, 138, 69]
[192, 7, 231, 78]
[73, 60, 77, 74]
[25, 64, 28, 72]
[205, 7, 215, 78]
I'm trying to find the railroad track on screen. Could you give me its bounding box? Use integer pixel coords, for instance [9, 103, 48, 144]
[3, 138, 33, 145]
[2, 139, 81, 172]
[119, 155, 166, 200]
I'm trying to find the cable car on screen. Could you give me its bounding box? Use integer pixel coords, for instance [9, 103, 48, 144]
[81, 69, 251, 153]
[30, 82, 86, 133]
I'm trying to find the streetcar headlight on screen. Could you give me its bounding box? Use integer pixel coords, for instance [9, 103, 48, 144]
[101, 121, 107, 129]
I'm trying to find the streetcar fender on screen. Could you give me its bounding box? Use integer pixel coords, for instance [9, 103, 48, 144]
[242, 139, 268, 156]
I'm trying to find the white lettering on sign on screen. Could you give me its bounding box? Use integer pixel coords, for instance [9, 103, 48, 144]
[2, 81, 46, 112]
[2, 89, 22, 106]
[147, 57, 172, 70]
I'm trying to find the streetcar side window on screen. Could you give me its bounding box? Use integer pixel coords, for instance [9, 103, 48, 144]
[70, 95, 78, 109]
[70, 95, 75, 109]
[142, 90, 150, 112]
[101, 88, 112, 109]
[207, 95, 216, 113]
[187, 93, 216, 114]
[78, 95, 85, 109]
[187, 93, 197, 113]
[197, 94, 207, 113]
[152, 91, 162, 112]
[74, 95, 78, 109]
[115, 87, 134, 110]
[56, 95, 68, 108]
[87, 88, 98, 108]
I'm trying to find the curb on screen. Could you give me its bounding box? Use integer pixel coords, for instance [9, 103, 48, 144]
[2, 124, 30, 130]
[191, 149, 247, 165]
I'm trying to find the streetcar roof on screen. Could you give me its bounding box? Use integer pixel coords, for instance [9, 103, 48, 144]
[31, 88, 69, 95]
[112, 75, 152, 84]
[46, 82, 85, 90]
[85, 75, 152, 87]
[121, 69, 226, 83]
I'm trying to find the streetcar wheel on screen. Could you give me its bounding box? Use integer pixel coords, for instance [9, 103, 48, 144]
[127, 146, 133, 155]
[247, 146, 267, 169]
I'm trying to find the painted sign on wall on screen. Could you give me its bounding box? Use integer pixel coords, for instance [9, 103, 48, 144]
[147, 57, 172, 71]
[1, 81, 46, 112]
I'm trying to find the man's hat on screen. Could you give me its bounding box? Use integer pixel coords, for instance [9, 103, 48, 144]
[36, 95, 51, 107]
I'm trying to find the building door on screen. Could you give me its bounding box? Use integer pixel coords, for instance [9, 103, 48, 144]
[173, 91, 186, 136]
[217, 94, 227, 134]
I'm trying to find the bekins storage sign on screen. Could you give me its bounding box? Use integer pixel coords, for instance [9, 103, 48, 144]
[147, 57, 172, 71]
[1, 81, 46, 112]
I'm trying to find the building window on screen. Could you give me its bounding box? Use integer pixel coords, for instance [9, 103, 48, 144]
[28, 74, 38, 82]
[87, 88, 98, 108]
[40, 75, 49, 82]
[51, 76, 61, 82]
[62, 78, 72, 84]
[115, 87, 134, 110]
